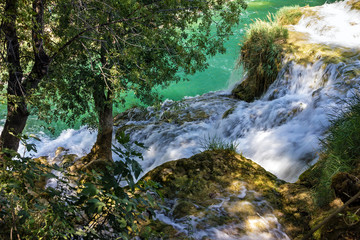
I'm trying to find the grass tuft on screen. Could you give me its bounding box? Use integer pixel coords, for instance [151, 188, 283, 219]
[312, 95, 360, 206]
[237, 16, 288, 98]
[275, 5, 303, 25]
[200, 135, 239, 153]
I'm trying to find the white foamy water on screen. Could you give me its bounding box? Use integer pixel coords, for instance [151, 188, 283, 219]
[293, 0, 360, 49]
[118, 57, 360, 182]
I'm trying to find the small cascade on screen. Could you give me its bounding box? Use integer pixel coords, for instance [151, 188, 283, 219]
[293, 0, 360, 49]
[110, 0, 360, 182]
[20, 0, 360, 184]
[113, 57, 359, 182]
[154, 183, 290, 240]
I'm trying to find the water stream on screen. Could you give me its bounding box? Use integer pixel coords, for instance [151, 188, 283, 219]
[1, 0, 359, 238]
[4, 0, 358, 182]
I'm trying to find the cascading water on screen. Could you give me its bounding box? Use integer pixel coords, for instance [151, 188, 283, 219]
[1, 1, 358, 239]
[14, 0, 360, 182]
[112, 0, 360, 182]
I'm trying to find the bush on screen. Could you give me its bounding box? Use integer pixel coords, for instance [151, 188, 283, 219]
[312, 96, 360, 206]
[236, 16, 288, 100]
[0, 134, 160, 239]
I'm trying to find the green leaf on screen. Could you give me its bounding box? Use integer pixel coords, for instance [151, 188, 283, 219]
[87, 198, 106, 214]
[81, 183, 99, 197]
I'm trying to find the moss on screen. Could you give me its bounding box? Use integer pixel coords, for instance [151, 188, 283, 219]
[173, 200, 197, 219]
[222, 107, 235, 119]
[276, 5, 304, 25]
[142, 220, 189, 239]
[348, 0, 360, 10]
[143, 150, 315, 238]
[284, 30, 360, 67]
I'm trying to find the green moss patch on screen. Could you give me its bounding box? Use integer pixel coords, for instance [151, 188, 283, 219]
[142, 150, 314, 238]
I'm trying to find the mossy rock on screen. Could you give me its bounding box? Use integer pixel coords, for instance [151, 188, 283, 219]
[173, 200, 198, 219]
[222, 106, 236, 119]
[141, 220, 190, 239]
[231, 77, 259, 102]
[143, 150, 315, 239]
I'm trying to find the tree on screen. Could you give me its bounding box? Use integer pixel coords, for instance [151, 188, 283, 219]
[1, 0, 247, 163]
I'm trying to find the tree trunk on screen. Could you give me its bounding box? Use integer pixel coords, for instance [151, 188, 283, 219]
[0, 0, 28, 152]
[83, 38, 114, 167]
[84, 27, 116, 166]
[84, 79, 113, 165]
[0, 0, 50, 155]
[0, 100, 29, 152]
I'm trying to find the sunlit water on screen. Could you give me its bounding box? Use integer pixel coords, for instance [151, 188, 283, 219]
[155, 182, 290, 240]
[1, 1, 358, 238]
[3, 0, 358, 179]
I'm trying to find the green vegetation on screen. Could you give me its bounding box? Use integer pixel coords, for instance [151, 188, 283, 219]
[0, 134, 159, 239]
[275, 6, 304, 25]
[233, 16, 288, 101]
[0, 0, 247, 161]
[348, 0, 360, 10]
[301, 96, 360, 206]
[200, 135, 239, 153]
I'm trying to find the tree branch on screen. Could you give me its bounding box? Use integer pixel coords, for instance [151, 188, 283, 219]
[301, 190, 360, 240]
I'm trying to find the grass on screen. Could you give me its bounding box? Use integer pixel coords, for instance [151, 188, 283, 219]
[200, 135, 239, 153]
[238, 16, 288, 98]
[311, 95, 360, 206]
[348, 0, 360, 10]
[275, 5, 303, 25]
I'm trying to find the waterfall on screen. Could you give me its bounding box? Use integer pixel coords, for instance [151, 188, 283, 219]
[112, 0, 360, 182]
[12, 0, 360, 183]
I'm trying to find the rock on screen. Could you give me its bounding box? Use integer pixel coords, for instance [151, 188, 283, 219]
[142, 150, 313, 239]
[55, 147, 68, 157]
[231, 76, 259, 102]
[222, 107, 235, 119]
[331, 172, 360, 205]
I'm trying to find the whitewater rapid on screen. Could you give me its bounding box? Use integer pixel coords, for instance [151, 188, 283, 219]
[5, 0, 360, 184]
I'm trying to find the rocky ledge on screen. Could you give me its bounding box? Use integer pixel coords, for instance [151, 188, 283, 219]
[140, 150, 315, 239]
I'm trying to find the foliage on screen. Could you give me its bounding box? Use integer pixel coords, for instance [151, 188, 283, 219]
[200, 135, 239, 153]
[238, 16, 288, 98]
[312, 96, 360, 206]
[30, 0, 247, 127]
[0, 134, 160, 239]
[275, 6, 303, 25]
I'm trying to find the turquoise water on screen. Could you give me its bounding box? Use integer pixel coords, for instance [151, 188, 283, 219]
[0, 0, 333, 136]
[159, 0, 333, 100]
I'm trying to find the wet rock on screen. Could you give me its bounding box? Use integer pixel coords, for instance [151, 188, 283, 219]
[222, 107, 236, 119]
[142, 150, 312, 239]
[173, 200, 197, 219]
[231, 76, 259, 102]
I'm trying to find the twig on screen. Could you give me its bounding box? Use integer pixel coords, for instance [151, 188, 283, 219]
[301, 190, 360, 240]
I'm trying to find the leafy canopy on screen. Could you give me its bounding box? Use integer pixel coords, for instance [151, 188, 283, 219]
[29, 0, 247, 127]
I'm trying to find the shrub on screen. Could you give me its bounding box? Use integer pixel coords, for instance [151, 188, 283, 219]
[236, 16, 288, 100]
[0, 133, 160, 239]
[312, 96, 360, 206]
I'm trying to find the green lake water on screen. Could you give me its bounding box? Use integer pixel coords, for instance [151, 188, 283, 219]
[0, 0, 333, 136]
[159, 0, 333, 100]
